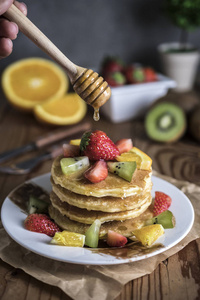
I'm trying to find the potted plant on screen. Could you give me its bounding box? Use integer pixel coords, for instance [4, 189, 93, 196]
[158, 0, 200, 92]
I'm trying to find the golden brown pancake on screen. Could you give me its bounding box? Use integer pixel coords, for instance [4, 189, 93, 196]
[48, 204, 154, 238]
[50, 191, 152, 224]
[51, 155, 152, 197]
[51, 178, 152, 212]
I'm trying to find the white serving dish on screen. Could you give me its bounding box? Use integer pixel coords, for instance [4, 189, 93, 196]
[101, 74, 176, 123]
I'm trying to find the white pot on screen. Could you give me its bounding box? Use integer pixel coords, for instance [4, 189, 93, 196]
[158, 42, 200, 92]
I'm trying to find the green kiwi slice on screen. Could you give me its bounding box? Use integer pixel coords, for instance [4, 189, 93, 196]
[145, 102, 186, 142]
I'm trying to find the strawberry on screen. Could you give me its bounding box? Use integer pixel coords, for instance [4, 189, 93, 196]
[104, 71, 126, 87]
[124, 65, 145, 84]
[24, 214, 61, 237]
[153, 192, 172, 216]
[80, 130, 119, 161]
[63, 144, 80, 157]
[115, 138, 133, 154]
[84, 160, 108, 183]
[106, 230, 128, 247]
[101, 56, 125, 75]
[144, 67, 157, 82]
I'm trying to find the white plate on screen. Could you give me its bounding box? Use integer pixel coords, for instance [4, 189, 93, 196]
[1, 173, 194, 265]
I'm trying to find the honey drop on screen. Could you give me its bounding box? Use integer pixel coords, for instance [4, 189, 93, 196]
[93, 108, 100, 121]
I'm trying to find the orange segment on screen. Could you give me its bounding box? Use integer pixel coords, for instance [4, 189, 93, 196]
[34, 93, 87, 125]
[116, 147, 152, 170]
[1, 58, 69, 111]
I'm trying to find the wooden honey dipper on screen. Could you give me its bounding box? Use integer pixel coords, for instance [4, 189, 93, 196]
[4, 4, 111, 119]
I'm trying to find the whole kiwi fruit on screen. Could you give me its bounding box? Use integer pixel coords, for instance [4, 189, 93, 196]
[145, 102, 187, 143]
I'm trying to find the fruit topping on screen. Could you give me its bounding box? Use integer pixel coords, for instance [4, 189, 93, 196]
[24, 213, 61, 237]
[60, 156, 89, 175]
[145, 102, 187, 143]
[116, 147, 152, 170]
[153, 191, 172, 216]
[51, 231, 85, 247]
[106, 230, 128, 247]
[85, 219, 101, 248]
[84, 160, 108, 183]
[69, 139, 81, 146]
[28, 195, 49, 214]
[63, 144, 80, 157]
[145, 210, 175, 229]
[115, 138, 133, 154]
[133, 224, 164, 247]
[80, 130, 119, 161]
[107, 161, 137, 182]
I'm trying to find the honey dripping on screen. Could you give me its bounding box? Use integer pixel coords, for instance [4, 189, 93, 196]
[93, 108, 100, 121]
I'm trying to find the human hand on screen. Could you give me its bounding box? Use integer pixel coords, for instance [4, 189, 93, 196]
[0, 0, 27, 59]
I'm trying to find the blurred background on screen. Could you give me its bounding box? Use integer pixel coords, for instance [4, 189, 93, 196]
[1, 0, 200, 73]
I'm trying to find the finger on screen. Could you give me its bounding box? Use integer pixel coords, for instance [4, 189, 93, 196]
[14, 1, 27, 15]
[0, 1, 27, 16]
[0, 19, 18, 39]
[0, 0, 13, 15]
[0, 37, 13, 58]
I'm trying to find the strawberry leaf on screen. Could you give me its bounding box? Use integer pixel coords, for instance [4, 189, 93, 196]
[80, 131, 91, 152]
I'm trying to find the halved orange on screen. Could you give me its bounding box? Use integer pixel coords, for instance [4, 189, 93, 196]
[1, 58, 69, 111]
[34, 93, 87, 125]
[116, 147, 152, 170]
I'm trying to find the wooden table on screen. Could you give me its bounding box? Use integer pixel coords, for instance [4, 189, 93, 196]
[0, 90, 200, 300]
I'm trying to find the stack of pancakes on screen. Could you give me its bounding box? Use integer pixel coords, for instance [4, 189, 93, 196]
[48, 155, 153, 238]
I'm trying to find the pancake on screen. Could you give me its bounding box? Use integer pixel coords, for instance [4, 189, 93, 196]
[48, 204, 154, 238]
[51, 178, 152, 212]
[51, 155, 152, 197]
[50, 191, 152, 224]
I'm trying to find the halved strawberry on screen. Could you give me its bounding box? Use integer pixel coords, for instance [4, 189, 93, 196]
[115, 138, 133, 154]
[24, 214, 61, 237]
[63, 144, 80, 157]
[84, 160, 108, 183]
[153, 191, 172, 216]
[106, 230, 128, 247]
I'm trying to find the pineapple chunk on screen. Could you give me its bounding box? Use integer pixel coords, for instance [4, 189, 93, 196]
[70, 139, 81, 146]
[133, 224, 164, 247]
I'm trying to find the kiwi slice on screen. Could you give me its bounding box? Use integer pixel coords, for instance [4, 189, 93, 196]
[145, 210, 175, 229]
[60, 156, 89, 175]
[107, 161, 137, 182]
[28, 195, 49, 214]
[145, 102, 186, 142]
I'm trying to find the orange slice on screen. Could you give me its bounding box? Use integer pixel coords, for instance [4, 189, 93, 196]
[34, 93, 87, 125]
[51, 231, 85, 247]
[116, 147, 152, 170]
[1, 58, 69, 111]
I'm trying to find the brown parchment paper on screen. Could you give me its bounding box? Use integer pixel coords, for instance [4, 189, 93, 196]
[0, 171, 199, 300]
